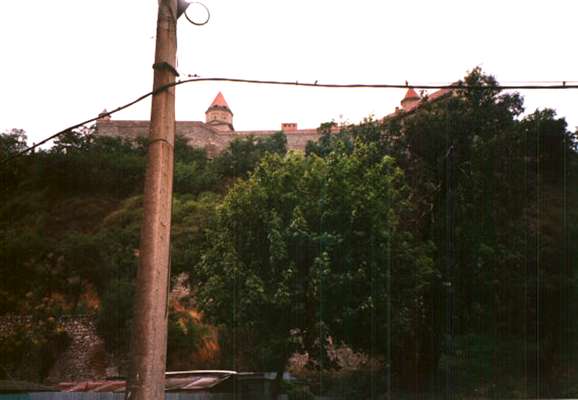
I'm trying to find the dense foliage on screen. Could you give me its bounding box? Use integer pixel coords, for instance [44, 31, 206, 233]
[1, 68, 577, 397]
[194, 68, 578, 396]
[194, 148, 435, 377]
[0, 126, 289, 379]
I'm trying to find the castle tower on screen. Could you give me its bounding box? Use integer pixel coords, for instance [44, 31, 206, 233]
[97, 109, 111, 122]
[400, 88, 420, 111]
[206, 92, 234, 132]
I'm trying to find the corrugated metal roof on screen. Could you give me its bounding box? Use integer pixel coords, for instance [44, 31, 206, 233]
[0, 381, 57, 393]
[58, 371, 268, 393]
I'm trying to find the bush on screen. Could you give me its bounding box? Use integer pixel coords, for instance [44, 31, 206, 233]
[0, 299, 71, 381]
[96, 279, 134, 355]
[282, 381, 315, 400]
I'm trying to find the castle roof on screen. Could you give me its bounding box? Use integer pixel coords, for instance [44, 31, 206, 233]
[428, 87, 451, 102]
[386, 87, 454, 119]
[402, 88, 420, 102]
[209, 92, 230, 109]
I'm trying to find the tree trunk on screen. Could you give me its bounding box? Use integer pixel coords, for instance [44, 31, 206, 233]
[271, 363, 285, 400]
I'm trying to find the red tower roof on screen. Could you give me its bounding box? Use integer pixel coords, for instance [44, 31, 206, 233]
[402, 88, 419, 101]
[209, 92, 230, 109]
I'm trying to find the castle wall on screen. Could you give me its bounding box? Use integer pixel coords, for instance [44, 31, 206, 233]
[95, 120, 322, 156]
[95, 120, 150, 140]
[234, 129, 321, 151]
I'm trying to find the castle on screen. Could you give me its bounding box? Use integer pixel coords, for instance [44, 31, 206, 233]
[95, 88, 450, 156]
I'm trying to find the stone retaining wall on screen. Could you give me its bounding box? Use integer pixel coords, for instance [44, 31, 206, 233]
[0, 315, 118, 383]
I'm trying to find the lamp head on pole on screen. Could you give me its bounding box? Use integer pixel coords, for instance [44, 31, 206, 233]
[177, 0, 190, 19]
[177, 0, 211, 25]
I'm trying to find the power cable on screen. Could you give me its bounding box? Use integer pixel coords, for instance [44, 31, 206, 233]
[1, 89, 155, 166]
[2, 76, 578, 166]
[178, 77, 578, 90]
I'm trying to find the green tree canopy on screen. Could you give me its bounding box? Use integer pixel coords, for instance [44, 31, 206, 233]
[194, 146, 436, 381]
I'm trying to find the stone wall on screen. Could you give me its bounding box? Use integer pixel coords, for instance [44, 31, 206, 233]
[0, 315, 117, 383]
[95, 119, 322, 156]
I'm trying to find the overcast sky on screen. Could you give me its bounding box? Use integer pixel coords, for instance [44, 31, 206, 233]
[0, 0, 576, 145]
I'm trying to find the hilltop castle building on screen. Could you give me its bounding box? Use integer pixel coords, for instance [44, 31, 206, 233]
[96, 88, 451, 156]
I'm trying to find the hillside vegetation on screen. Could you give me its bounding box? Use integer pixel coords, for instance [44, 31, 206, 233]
[1, 69, 577, 398]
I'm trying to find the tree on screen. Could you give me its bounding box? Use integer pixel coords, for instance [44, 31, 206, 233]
[373, 68, 578, 395]
[0, 129, 29, 194]
[214, 131, 287, 178]
[305, 122, 352, 157]
[173, 137, 218, 195]
[194, 146, 436, 393]
[0, 128, 27, 156]
[50, 126, 94, 154]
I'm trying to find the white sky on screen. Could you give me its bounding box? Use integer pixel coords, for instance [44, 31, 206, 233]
[0, 0, 576, 145]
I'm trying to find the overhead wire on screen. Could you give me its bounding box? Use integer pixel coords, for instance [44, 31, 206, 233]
[2, 76, 578, 166]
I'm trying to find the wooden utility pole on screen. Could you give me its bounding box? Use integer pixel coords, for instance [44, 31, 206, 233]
[126, 1, 178, 400]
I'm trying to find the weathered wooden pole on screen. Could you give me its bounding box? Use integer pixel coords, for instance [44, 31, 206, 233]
[126, 1, 179, 399]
